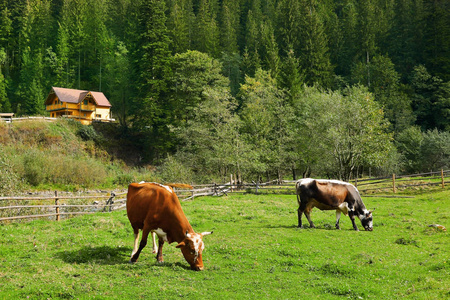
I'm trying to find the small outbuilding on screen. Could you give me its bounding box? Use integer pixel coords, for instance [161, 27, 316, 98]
[0, 113, 14, 123]
[45, 87, 113, 125]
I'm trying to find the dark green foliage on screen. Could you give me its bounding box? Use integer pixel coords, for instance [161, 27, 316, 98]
[396, 126, 450, 173]
[77, 125, 99, 141]
[0, 0, 448, 178]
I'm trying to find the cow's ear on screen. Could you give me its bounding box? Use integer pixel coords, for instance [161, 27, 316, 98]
[176, 241, 186, 248]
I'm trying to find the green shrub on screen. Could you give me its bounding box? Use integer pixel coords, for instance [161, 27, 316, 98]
[113, 173, 134, 186]
[23, 150, 48, 186]
[77, 125, 99, 141]
[158, 155, 195, 184]
[0, 148, 22, 194]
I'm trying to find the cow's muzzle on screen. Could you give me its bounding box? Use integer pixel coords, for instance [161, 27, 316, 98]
[365, 227, 373, 231]
[192, 265, 204, 271]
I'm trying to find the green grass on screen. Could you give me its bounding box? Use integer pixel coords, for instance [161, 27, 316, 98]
[0, 190, 448, 299]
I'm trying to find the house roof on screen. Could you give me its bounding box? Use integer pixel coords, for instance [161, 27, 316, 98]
[45, 87, 112, 107]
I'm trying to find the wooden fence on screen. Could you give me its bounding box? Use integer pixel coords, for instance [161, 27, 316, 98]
[1, 170, 448, 222]
[354, 169, 448, 194]
[0, 116, 58, 123]
[0, 191, 127, 222]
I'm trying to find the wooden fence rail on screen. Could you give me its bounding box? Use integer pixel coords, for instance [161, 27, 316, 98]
[0, 191, 126, 222]
[1, 170, 448, 222]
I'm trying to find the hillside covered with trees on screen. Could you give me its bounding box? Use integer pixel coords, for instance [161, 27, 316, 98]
[0, 0, 449, 185]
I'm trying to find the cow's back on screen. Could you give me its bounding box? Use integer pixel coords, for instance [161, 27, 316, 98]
[126, 182, 179, 230]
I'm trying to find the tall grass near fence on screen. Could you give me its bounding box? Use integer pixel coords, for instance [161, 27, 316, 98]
[0, 119, 161, 193]
[0, 191, 448, 299]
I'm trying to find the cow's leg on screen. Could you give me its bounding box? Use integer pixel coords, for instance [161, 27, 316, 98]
[130, 226, 151, 263]
[304, 210, 315, 228]
[151, 232, 158, 254]
[297, 196, 309, 228]
[156, 238, 164, 263]
[297, 207, 304, 228]
[335, 210, 341, 229]
[131, 228, 140, 258]
[348, 212, 359, 231]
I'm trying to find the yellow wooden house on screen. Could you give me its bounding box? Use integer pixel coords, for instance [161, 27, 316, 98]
[45, 87, 113, 125]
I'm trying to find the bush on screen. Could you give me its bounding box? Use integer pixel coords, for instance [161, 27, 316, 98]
[0, 148, 22, 194]
[396, 127, 450, 172]
[158, 155, 195, 184]
[113, 173, 134, 186]
[23, 150, 48, 186]
[77, 125, 99, 141]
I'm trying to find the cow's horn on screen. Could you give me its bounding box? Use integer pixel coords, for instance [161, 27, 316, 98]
[185, 230, 192, 238]
[201, 231, 213, 236]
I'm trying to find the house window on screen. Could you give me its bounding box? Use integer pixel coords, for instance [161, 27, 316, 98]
[96, 114, 101, 119]
[84, 100, 88, 105]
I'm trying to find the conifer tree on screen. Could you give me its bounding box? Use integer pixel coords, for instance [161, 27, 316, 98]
[167, 0, 195, 54]
[423, 0, 450, 81]
[275, 0, 302, 58]
[132, 0, 173, 160]
[194, 0, 220, 57]
[299, 0, 333, 88]
[219, 0, 239, 55]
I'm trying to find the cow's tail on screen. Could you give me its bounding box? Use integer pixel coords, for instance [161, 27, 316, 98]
[295, 181, 301, 204]
[167, 183, 194, 189]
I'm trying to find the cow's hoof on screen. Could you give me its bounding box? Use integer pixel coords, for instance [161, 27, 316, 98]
[129, 259, 136, 264]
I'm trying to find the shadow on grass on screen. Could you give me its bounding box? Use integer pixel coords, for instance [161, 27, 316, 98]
[264, 224, 298, 229]
[264, 223, 358, 231]
[56, 246, 193, 270]
[56, 245, 130, 265]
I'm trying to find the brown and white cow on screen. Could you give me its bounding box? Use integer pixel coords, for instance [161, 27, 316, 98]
[126, 182, 213, 271]
[296, 178, 373, 231]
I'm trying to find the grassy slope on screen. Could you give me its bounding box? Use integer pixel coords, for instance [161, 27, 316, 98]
[0, 119, 152, 192]
[0, 190, 448, 299]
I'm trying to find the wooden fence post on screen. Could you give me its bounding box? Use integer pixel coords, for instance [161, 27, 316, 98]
[442, 169, 445, 189]
[255, 180, 259, 194]
[230, 174, 234, 192]
[55, 191, 60, 221]
[392, 174, 396, 193]
[103, 192, 115, 212]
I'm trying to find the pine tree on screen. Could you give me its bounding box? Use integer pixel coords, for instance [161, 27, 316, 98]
[386, 0, 425, 79]
[423, 0, 450, 81]
[132, 0, 173, 160]
[167, 0, 195, 54]
[194, 0, 220, 57]
[219, 0, 240, 55]
[260, 20, 280, 80]
[299, 0, 333, 88]
[280, 48, 304, 103]
[275, 0, 302, 58]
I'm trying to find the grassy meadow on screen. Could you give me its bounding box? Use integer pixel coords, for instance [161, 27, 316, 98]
[0, 190, 448, 299]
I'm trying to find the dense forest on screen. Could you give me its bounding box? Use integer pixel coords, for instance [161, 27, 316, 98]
[0, 0, 449, 183]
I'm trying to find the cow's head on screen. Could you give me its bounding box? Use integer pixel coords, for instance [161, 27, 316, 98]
[176, 231, 213, 271]
[360, 210, 374, 231]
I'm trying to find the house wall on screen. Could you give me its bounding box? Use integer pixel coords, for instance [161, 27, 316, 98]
[94, 107, 111, 120]
[46, 97, 111, 124]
